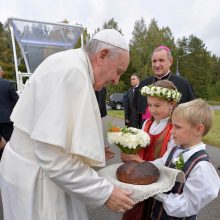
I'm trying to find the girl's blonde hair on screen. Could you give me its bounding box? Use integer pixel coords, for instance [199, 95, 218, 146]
[172, 99, 214, 136]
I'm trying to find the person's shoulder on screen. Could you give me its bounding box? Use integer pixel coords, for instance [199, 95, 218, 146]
[0, 78, 10, 86]
[170, 73, 190, 84]
[139, 76, 153, 87]
[128, 87, 133, 92]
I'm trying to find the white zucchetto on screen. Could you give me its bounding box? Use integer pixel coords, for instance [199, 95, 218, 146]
[92, 29, 129, 51]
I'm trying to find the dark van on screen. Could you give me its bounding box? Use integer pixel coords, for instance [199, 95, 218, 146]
[108, 93, 125, 110]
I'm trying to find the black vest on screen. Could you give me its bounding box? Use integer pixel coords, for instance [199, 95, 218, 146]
[151, 147, 210, 220]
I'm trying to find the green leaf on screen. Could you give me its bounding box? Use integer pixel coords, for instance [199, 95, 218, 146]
[117, 144, 143, 154]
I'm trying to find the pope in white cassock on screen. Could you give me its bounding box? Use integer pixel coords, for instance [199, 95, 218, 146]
[0, 29, 135, 220]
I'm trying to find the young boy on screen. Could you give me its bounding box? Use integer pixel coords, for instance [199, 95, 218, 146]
[151, 99, 220, 219]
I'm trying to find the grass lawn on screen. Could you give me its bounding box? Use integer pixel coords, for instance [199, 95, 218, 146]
[203, 110, 220, 147]
[107, 109, 220, 148]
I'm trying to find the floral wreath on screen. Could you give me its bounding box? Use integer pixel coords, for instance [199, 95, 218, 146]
[141, 85, 182, 102]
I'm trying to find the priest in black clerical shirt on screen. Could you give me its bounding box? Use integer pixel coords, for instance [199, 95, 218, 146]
[133, 45, 195, 127]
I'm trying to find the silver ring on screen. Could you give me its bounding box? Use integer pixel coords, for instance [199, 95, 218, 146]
[118, 208, 125, 213]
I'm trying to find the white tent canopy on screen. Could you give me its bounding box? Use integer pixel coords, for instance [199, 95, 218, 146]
[8, 17, 84, 92]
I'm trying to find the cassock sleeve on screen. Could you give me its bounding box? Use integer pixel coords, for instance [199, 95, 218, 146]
[33, 140, 114, 207]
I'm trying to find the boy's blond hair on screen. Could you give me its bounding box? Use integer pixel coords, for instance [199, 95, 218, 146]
[172, 99, 214, 136]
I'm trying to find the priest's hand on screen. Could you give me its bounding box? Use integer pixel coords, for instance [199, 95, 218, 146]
[120, 152, 144, 163]
[105, 146, 115, 160]
[105, 186, 135, 212]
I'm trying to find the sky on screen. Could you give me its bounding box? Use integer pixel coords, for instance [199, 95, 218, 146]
[1, 0, 220, 56]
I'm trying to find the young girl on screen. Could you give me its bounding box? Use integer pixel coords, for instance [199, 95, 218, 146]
[151, 99, 220, 219]
[121, 80, 181, 220]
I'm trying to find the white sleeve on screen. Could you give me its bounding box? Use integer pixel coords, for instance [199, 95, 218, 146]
[33, 141, 114, 207]
[157, 161, 220, 217]
[167, 135, 176, 152]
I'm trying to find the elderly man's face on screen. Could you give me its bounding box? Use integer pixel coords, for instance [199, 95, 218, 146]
[151, 50, 172, 78]
[94, 50, 130, 91]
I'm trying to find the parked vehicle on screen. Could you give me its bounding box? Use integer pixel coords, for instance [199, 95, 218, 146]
[108, 92, 125, 110]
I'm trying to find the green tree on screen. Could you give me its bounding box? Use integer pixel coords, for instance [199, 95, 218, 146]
[129, 17, 148, 81]
[0, 21, 17, 80]
[103, 18, 123, 34]
[176, 35, 214, 98]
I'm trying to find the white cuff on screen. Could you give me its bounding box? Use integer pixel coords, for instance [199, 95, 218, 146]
[154, 193, 168, 203]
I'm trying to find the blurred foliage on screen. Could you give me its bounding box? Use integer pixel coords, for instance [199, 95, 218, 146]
[203, 110, 220, 147]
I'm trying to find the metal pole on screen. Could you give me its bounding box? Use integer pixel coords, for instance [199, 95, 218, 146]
[9, 25, 20, 92]
[176, 52, 191, 76]
[176, 58, 179, 76]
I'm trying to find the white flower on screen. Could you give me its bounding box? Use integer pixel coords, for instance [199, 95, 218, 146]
[141, 85, 182, 102]
[172, 154, 185, 170]
[107, 127, 151, 154]
[172, 157, 179, 164]
[155, 89, 161, 95]
[167, 90, 171, 98]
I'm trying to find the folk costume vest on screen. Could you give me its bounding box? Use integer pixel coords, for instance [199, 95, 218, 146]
[151, 146, 210, 220]
[138, 119, 173, 161]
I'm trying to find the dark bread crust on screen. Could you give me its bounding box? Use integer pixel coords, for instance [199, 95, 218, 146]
[116, 161, 160, 185]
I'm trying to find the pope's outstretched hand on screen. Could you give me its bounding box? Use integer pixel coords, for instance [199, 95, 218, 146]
[105, 186, 135, 212]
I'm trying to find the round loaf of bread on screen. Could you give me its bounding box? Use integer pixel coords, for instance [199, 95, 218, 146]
[116, 161, 160, 185]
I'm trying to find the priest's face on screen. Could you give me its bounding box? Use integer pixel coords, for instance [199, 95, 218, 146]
[94, 49, 130, 90]
[151, 50, 173, 78]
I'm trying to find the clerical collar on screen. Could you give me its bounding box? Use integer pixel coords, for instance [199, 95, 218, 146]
[153, 71, 171, 82]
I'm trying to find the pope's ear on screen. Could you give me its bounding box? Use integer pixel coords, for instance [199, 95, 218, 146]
[97, 49, 109, 64]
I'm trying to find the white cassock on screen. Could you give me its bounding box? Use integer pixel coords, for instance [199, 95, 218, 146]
[0, 48, 113, 220]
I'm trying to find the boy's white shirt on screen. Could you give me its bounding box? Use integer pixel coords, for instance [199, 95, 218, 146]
[152, 142, 220, 217]
[142, 117, 175, 152]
